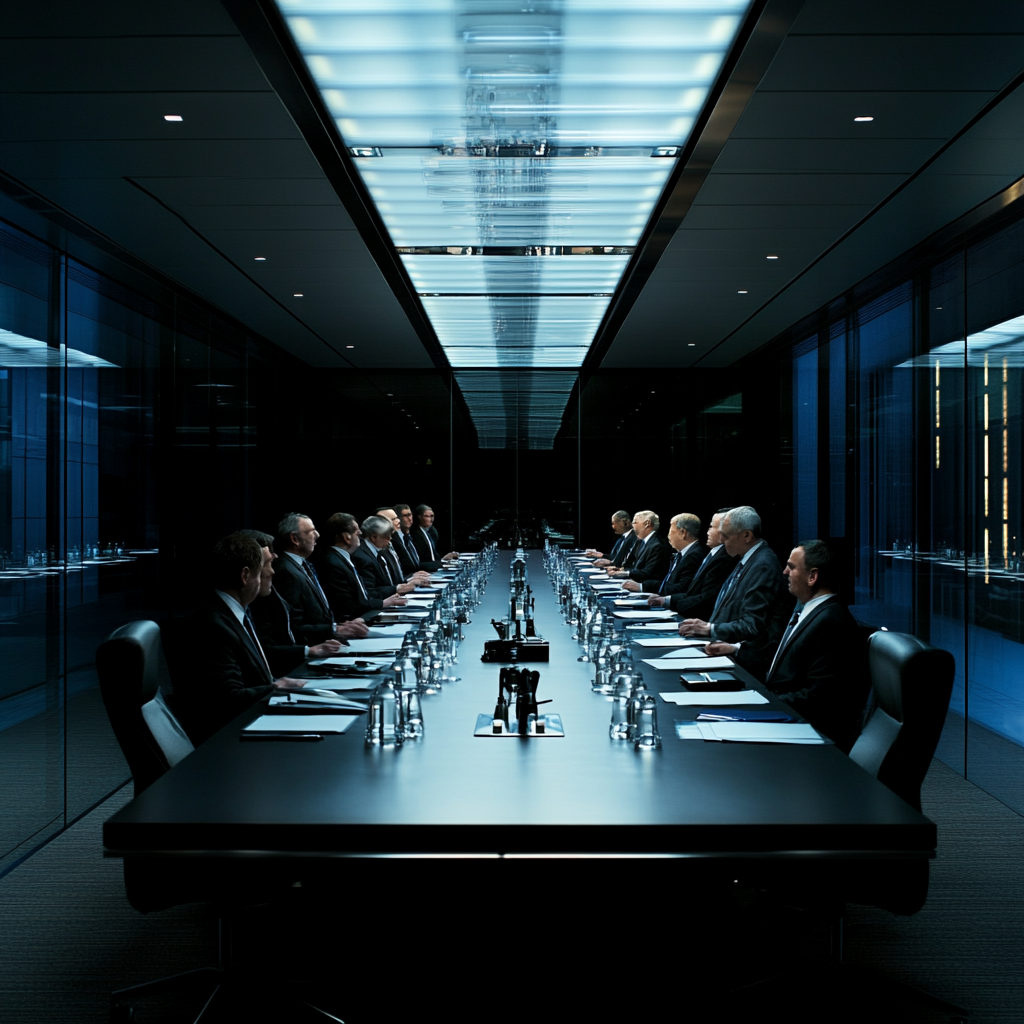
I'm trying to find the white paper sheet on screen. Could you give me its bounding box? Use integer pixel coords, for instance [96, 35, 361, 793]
[308, 656, 395, 667]
[657, 647, 724, 660]
[243, 714, 358, 734]
[614, 610, 678, 620]
[633, 637, 706, 648]
[295, 679, 378, 691]
[270, 693, 368, 710]
[642, 656, 735, 671]
[625, 622, 680, 631]
[658, 690, 768, 706]
[612, 598, 650, 606]
[695, 722, 825, 744]
[340, 638, 404, 651]
[377, 610, 428, 619]
[364, 625, 413, 639]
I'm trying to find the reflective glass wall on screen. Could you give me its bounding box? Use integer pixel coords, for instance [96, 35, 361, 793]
[783, 212, 1024, 814]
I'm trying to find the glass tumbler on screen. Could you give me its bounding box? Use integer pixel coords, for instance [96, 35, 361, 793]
[633, 695, 662, 750]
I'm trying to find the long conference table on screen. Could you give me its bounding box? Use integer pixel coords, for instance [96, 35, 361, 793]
[104, 552, 935, 893]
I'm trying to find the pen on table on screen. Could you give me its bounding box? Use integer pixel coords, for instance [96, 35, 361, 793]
[241, 733, 324, 741]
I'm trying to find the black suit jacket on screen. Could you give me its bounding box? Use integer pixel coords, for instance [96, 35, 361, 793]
[764, 597, 868, 752]
[271, 553, 336, 639]
[321, 546, 382, 619]
[666, 546, 740, 620]
[411, 525, 443, 564]
[610, 530, 636, 567]
[397, 530, 443, 572]
[641, 541, 703, 594]
[620, 532, 671, 584]
[162, 594, 274, 746]
[249, 586, 308, 679]
[708, 542, 784, 643]
[353, 543, 399, 597]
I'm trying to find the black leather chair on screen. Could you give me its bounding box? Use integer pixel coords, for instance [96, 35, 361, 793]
[734, 630, 969, 1022]
[97, 620, 194, 795]
[96, 621, 340, 1023]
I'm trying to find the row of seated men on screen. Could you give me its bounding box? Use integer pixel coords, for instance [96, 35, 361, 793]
[584, 506, 867, 752]
[162, 504, 457, 747]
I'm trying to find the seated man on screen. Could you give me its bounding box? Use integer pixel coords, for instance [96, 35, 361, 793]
[242, 529, 343, 678]
[588, 510, 634, 568]
[320, 512, 409, 620]
[163, 533, 306, 746]
[679, 505, 781, 642]
[376, 507, 433, 583]
[411, 504, 458, 564]
[354, 514, 420, 595]
[622, 512, 703, 595]
[606, 510, 670, 587]
[706, 540, 867, 752]
[271, 512, 368, 640]
[650, 509, 737, 619]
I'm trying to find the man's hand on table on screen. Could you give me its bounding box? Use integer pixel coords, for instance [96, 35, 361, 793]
[336, 618, 368, 639]
[648, 595, 666, 607]
[273, 677, 307, 691]
[584, 548, 602, 558]
[396, 582, 415, 595]
[622, 580, 641, 592]
[308, 640, 342, 659]
[592, 558, 611, 567]
[383, 594, 408, 608]
[442, 551, 460, 561]
[704, 642, 739, 657]
[409, 571, 432, 585]
[679, 618, 711, 637]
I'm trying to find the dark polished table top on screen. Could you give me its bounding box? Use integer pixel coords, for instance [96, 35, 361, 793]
[104, 552, 934, 860]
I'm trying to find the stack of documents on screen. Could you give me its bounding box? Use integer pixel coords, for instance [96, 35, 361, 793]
[642, 655, 735, 671]
[626, 621, 681, 631]
[633, 637, 706, 648]
[243, 714, 359, 735]
[675, 722, 827, 744]
[308, 655, 395, 668]
[364, 624, 413, 639]
[658, 690, 768, 706]
[614, 610, 678, 620]
[269, 693, 367, 711]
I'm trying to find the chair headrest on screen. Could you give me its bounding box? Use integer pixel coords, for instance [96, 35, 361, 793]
[96, 620, 162, 708]
[867, 630, 954, 725]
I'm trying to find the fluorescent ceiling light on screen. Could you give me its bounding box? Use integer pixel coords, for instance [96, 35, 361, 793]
[277, 0, 752, 443]
[163, 114, 183, 121]
[854, 116, 874, 122]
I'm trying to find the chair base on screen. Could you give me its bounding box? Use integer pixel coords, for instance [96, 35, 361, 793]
[111, 965, 345, 1023]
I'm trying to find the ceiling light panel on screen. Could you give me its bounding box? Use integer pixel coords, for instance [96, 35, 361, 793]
[278, 0, 750, 442]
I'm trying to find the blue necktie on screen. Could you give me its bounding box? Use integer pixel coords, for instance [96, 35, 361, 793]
[243, 608, 273, 682]
[710, 562, 745, 621]
[768, 607, 802, 679]
[658, 552, 680, 594]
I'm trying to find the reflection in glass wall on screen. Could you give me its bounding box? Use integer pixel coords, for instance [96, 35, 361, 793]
[784, 215, 1024, 813]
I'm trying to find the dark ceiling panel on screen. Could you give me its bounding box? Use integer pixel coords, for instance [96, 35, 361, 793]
[2, 140, 323, 179]
[758, 36, 1024, 93]
[713, 138, 942, 173]
[692, 172, 906, 205]
[789, 1, 1024, 34]
[0, 0, 238, 36]
[0, 93, 299, 142]
[0, 38, 270, 92]
[179, 205, 353, 231]
[135, 176, 339, 206]
[732, 91, 998, 139]
[682, 204, 873, 229]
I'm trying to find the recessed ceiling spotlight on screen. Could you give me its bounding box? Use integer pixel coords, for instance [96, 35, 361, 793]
[346, 345, 355, 349]
[687, 343, 696, 347]
[854, 116, 874, 122]
[387, 393, 393, 396]
[935, 307, 943, 310]
[737, 290, 748, 294]
[254, 257, 266, 261]
[293, 293, 303, 297]
[766, 255, 779, 260]
[163, 114, 183, 122]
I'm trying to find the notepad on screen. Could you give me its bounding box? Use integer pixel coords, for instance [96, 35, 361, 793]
[614, 610, 678, 620]
[294, 679, 378, 692]
[642, 656, 735, 671]
[269, 693, 368, 711]
[243, 714, 358, 735]
[694, 722, 826, 744]
[364, 625, 413, 639]
[626, 622, 681, 631]
[309, 656, 395, 667]
[658, 690, 768, 706]
[612, 598, 650, 605]
[633, 637, 706, 648]
[340, 638, 405, 652]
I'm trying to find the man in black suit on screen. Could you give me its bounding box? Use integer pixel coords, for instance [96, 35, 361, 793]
[606, 510, 671, 587]
[651, 509, 738, 620]
[411, 504, 458, 564]
[376, 507, 434, 583]
[394, 503, 444, 572]
[679, 505, 782, 642]
[587, 510, 634, 568]
[706, 539, 867, 751]
[271, 512, 368, 640]
[242, 529, 343, 678]
[163, 533, 307, 746]
[320, 512, 410, 620]
[354, 514, 420, 596]
[622, 512, 703, 596]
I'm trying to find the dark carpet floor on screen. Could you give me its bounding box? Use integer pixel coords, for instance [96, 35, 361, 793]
[0, 759, 1020, 1023]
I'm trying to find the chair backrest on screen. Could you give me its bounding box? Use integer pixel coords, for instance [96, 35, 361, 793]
[849, 630, 954, 812]
[96, 620, 194, 794]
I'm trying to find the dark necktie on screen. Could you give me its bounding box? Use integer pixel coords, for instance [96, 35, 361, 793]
[379, 552, 398, 585]
[768, 608, 802, 679]
[710, 561, 745, 621]
[692, 548, 715, 584]
[658, 551, 680, 594]
[346, 557, 369, 601]
[404, 532, 421, 566]
[302, 559, 332, 616]
[385, 546, 404, 582]
[421, 527, 437, 560]
[243, 608, 273, 682]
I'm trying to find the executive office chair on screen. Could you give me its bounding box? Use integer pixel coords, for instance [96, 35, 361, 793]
[733, 630, 969, 1023]
[97, 621, 342, 1023]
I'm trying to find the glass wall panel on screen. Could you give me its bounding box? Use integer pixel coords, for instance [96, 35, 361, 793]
[792, 341, 818, 541]
[0, 224, 65, 866]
